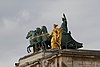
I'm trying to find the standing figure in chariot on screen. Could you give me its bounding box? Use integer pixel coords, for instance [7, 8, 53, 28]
[51, 24, 62, 49]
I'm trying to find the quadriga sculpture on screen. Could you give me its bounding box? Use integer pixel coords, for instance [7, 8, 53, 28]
[26, 13, 83, 53]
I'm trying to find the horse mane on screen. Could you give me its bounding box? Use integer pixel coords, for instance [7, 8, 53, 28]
[36, 27, 42, 35]
[42, 26, 48, 33]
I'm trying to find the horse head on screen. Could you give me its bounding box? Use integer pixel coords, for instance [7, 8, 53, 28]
[26, 30, 37, 39]
[26, 30, 33, 39]
[41, 26, 48, 34]
[36, 27, 42, 35]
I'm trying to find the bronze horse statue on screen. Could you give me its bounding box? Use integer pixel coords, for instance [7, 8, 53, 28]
[26, 26, 51, 53]
[41, 26, 51, 49]
[26, 30, 38, 53]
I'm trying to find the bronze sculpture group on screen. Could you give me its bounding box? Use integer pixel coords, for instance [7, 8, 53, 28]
[26, 13, 83, 53]
[26, 26, 51, 53]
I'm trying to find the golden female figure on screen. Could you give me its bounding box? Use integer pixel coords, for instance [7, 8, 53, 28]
[51, 24, 62, 49]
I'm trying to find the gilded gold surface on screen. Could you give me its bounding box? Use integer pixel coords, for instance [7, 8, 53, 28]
[51, 24, 62, 49]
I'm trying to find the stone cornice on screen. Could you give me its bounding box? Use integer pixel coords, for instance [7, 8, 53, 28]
[16, 49, 100, 67]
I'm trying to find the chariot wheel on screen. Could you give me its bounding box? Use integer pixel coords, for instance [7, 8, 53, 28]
[67, 41, 76, 49]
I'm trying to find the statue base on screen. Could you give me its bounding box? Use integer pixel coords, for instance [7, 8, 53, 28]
[15, 49, 100, 67]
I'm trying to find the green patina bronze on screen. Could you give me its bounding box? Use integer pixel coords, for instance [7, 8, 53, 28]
[26, 13, 83, 53]
[26, 30, 38, 53]
[26, 26, 51, 53]
[61, 13, 83, 49]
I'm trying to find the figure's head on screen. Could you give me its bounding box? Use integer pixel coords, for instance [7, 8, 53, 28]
[54, 24, 58, 28]
[62, 17, 65, 21]
[62, 13, 67, 22]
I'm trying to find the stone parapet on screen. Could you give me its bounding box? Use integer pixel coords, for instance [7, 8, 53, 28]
[15, 49, 100, 67]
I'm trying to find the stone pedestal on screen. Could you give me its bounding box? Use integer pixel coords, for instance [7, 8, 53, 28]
[15, 49, 100, 67]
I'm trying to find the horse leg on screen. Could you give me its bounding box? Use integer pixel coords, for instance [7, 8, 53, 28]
[37, 43, 41, 51]
[34, 43, 37, 52]
[44, 42, 47, 50]
[42, 42, 47, 51]
[35, 43, 40, 51]
[27, 45, 33, 53]
[46, 40, 51, 49]
[27, 46, 31, 53]
[33, 44, 35, 53]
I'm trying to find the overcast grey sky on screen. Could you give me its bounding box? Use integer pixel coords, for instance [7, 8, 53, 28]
[0, 0, 100, 67]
